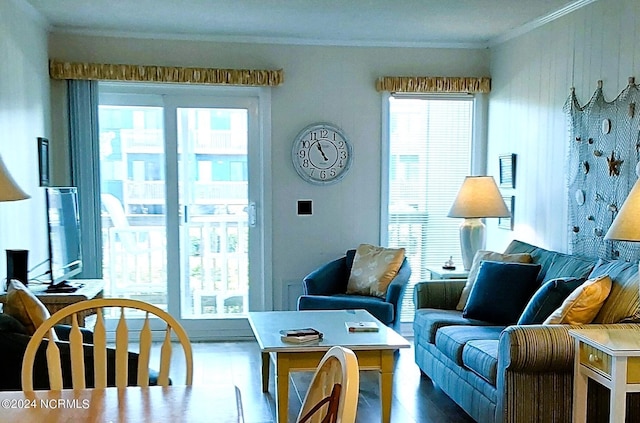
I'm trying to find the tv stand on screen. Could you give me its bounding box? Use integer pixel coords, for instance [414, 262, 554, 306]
[45, 280, 85, 293]
[0, 279, 103, 326]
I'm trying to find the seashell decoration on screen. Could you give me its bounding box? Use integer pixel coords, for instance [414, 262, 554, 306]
[594, 150, 602, 157]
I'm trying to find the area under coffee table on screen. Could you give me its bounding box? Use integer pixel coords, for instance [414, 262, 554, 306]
[247, 309, 410, 423]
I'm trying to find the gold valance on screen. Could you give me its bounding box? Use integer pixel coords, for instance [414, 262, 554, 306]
[49, 60, 284, 87]
[376, 76, 491, 93]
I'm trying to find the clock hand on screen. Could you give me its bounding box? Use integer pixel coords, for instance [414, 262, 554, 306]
[316, 142, 329, 161]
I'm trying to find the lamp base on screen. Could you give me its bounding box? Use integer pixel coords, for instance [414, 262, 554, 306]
[459, 218, 486, 270]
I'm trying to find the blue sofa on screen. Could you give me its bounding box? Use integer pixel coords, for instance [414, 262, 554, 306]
[413, 240, 640, 422]
[297, 249, 411, 330]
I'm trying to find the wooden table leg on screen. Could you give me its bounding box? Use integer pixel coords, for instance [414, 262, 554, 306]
[379, 350, 395, 423]
[275, 354, 290, 423]
[610, 357, 627, 423]
[261, 351, 270, 393]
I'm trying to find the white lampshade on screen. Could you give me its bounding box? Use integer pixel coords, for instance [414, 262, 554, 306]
[0, 155, 30, 202]
[448, 176, 510, 218]
[605, 179, 640, 241]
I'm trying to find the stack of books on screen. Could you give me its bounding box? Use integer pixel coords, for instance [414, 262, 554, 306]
[345, 321, 379, 332]
[280, 327, 323, 343]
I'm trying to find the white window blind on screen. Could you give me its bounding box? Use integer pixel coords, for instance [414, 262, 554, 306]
[386, 96, 474, 323]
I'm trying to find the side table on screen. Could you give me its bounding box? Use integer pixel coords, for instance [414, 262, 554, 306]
[569, 328, 640, 422]
[426, 266, 469, 280]
[0, 279, 104, 326]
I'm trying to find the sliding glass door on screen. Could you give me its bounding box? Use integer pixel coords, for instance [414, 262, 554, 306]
[98, 83, 269, 338]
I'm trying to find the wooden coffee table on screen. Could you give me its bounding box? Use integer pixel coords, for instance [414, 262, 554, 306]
[248, 309, 410, 423]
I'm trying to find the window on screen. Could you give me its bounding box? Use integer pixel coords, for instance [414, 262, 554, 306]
[384, 95, 475, 323]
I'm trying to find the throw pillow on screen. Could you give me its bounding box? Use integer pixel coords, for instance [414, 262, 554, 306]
[456, 250, 533, 311]
[543, 275, 612, 325]
[462, 261, 542, 325]
[0, 313, 28, 335]
[346, 244, 405, 298]
[517, 277, 586, 325]
[3, 279, 58, 340]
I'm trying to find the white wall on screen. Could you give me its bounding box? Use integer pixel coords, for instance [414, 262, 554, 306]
[486, 0, 640, 254]
[0, 0, 50, 280]
[47, 35, 489, 308]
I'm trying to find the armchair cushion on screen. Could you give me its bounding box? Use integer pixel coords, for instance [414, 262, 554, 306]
[346, 244, 405, 298]
[3, 280, 58, 340]
[517, 277, 587, 325]
[297, 294, 394, 325]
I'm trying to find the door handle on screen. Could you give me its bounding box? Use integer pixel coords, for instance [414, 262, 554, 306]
[248, 202, 257, 227]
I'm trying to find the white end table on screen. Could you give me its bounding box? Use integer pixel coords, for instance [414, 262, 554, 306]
[426, 266, 469, 280]
[569, 328, 640, 422]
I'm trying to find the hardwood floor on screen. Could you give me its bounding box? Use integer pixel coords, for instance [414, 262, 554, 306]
[165, 340, 475, 423]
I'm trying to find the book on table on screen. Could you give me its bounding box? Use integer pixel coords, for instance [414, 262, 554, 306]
[279, 327, 323, 343]
[345, 321, 379, 332]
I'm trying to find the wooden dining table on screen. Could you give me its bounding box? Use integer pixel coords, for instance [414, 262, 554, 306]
[0, 385, 244, 423]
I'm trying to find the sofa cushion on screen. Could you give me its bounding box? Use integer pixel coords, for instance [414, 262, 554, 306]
[542, 254, 596, 283]
[413, 308, 496, 344]
[463, 261, 542, 325]
[544, 275, 612, 324]
[589, 259, 640, 323]
[297, 294, 394, 325]
[0, 313, 28, 335]
[346, 244, 405, 298]
[517, 277, 587, 325]
[456, 250, 533, 310]
[3, 280, 58, 340]
[463, 339, 499, 385]
[435, 325, 504, 366]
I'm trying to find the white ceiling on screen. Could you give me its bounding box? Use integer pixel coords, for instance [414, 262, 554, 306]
[23, 0, 593, 48]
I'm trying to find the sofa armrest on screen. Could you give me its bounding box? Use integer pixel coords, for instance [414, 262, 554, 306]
[302, 256, 349, 295]
[499, 323, 640, 373]
[413, 279, 466, 310]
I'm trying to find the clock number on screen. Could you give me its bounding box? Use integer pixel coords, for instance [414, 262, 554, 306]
[338, 160, 344, 168]
[330, 168, 336, 177]
[301, 140, 310, 148]
[301, 159, 309, 168]
[320, 170, 326, 179]
[337, 141, 344, 149]
[309, 132, 317, 141]
[320, 129, 328, 138]
[340, 151, 347, 160]
[298, 150, 306, 159]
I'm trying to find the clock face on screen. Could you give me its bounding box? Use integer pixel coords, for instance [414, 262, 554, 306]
[292, 123, 353, 185]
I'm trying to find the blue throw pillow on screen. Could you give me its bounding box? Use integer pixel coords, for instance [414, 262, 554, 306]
[463, 260, 542, 325]
[517, 277, 586, 325]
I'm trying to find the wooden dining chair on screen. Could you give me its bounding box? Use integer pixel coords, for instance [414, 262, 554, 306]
[296, 346, 359, 423]
[21, 298, 193, 391]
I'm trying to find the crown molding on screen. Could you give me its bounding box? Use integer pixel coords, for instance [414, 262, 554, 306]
[488, 0, 599, 47]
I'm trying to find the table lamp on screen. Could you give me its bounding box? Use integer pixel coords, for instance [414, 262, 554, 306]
[0, 155, 31, 286]
[604, 179, 640, 274]
[448, 176, 510, 270]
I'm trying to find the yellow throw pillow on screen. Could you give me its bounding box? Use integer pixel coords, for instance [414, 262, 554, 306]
[346, 244, 405, 298]
[3, 279, 57, 339]
[456, 251, 533, 311]
[543, 275, 612, 325]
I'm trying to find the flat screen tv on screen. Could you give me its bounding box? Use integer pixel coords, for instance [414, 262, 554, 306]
[45, 187, 83, 291]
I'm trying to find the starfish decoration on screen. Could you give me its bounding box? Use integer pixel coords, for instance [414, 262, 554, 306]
[606, 150, 624, 176]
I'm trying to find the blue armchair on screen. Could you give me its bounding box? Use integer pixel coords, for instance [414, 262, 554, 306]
[297, 249, 411, 331]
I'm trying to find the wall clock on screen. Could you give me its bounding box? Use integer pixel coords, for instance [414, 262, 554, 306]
[291, 122, 353, 185]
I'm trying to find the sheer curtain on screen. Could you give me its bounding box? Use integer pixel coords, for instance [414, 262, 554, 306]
[67, 80, 102, 278]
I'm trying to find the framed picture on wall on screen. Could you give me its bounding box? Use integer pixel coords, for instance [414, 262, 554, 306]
[499, 154, 516, 188]
[499, 195, 514, 230]
[38, 137, 50, 187]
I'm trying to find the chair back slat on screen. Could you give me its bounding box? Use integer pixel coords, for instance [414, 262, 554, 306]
[137, 312, 152, 387]
[296, 346, 359, 423]
[21, 298, 193, 391]
[115, 307, 130, 388]
[46, 331, 63, 391]
[93, 307, 108, 388]
[157, 327, 172, 386]
[69, 314, 86, 389]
